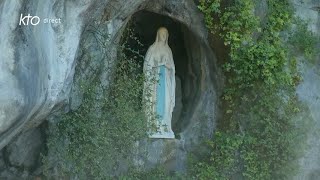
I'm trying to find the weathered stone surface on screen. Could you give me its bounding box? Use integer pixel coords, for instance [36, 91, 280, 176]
[0, 0, 221, 149]
[0, 0, 319, 178]
[294, 63, 320, 179]
[66, 0, 221, 173]
[0, 0, 100, 150]
[292, 0, 320, 179]
[133, 139, 186, 171]
[293, 0, 320, 35]
[0, 150, 5, 170]
[0, 167, 30, 180]
[172, 76, 183, 128]
[5, 128, 43, 169]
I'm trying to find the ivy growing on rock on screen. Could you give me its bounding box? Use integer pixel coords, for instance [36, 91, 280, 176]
[41, 0, 318, 178]
[194, 0, 313, 179]
[43, 26, 148, 179]
[288, 17, 319, 62]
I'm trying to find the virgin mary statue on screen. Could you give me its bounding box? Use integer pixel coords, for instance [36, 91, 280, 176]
[143, 27, 175, 139]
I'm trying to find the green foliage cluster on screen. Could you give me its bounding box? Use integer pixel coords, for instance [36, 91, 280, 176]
[199, 0, 294, 88]
[195, 0, 312, 179]
[120, 167, 182, 180]
[43, 27, 148, 179]
[288, 17, 319, 62]
[190, 132, 243, 179]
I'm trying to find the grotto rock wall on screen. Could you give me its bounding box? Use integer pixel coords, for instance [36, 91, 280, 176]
[0, 0, 223, 176]
[0, 0, 222, 151]
[0, 0, 103, 150]
[66, 0, 222, 174]
[293, 0, 320, 179]
[0, 0, 319, 178]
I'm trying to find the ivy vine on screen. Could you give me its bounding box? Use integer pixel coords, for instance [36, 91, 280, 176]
[194, 0, 314, 179]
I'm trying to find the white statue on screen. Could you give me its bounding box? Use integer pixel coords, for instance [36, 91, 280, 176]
[143, 27, 175, 139]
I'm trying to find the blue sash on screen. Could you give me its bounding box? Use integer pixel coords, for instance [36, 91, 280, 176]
[156, 65, 166, 120]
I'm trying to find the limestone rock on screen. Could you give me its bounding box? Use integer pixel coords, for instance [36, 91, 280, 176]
[292, 0, 320, 179]
[172, 76, 183, 128]
[0, 150, 5, 170]
[0, 0, 318, 178]
[0, 0, 106, 150]
[0, 0, 219, 151]
[5, 128, 44, 169]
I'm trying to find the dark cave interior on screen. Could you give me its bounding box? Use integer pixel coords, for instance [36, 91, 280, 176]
[122, 10, 203, 135]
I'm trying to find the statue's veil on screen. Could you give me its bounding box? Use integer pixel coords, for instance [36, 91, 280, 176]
[155, 27, 169, 45]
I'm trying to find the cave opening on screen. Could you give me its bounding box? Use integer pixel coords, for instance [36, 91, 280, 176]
[122, 11, 202, 135]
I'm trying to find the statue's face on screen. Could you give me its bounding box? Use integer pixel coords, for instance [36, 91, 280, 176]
[159, 31, 167, 42]
[157, 28, 168, 43]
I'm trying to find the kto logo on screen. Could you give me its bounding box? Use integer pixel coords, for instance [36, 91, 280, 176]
[19, 14, 40, 26]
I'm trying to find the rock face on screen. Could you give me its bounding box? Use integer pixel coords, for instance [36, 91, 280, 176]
[292, 0, 320, 179]
[0, 0, 97, 150]
[0, 0, 319, 178]
[66, 0, 222, 174]
[0, 127, 44, 178]
[294, 0, 320, 36]
[295, 64, 320, 180]
[0, 0, 221, 150]
[0, 0, 222, 176]
[5, 128, 44, 169]
[0, 150, 5, 170]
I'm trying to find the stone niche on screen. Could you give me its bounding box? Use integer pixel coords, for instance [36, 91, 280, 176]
[117, 9, 222, 171]
[124, 11, 204, 135]
[70, 0, 223, 173]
